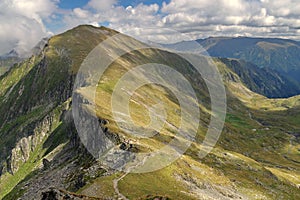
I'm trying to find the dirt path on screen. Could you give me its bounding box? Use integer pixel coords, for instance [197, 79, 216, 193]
[113, 153, 152, 200]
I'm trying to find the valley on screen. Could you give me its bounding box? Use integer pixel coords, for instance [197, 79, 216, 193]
[0, 25, 299, 200]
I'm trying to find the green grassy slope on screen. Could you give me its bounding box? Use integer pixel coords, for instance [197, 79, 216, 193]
[198, 37, 300, 87]
[78, 49, 300, 199]
[219, 58, 300, 98]
[0, 25, 299, 200]
[198, 37, 300, 72]
[0, 56, 22, 76]
[0, 25, 117, 198]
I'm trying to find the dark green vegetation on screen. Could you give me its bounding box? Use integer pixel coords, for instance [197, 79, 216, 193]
[200, 37, 300, 94]
[0, 25, 299, 200]
[0, 56, 22, 76]
[165, 37, 300, 98]
[219, 58, 300, 98]
[198, 37, 300, 72]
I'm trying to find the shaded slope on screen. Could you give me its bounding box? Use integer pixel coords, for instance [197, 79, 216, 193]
[0, 25, 118, 198]
[198, 37, 300, 72]
[219, 58, 300, 98]
[164, 37, 300, 98]
[0, 25, 299, 200]
[0, 56, 22, 76]
[198, 37, 300, 89]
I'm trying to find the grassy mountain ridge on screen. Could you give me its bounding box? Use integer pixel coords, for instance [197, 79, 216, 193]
[198, 37, 300, 87]
[0, 25, 299, 199]
[0, 25, 116, 198]
[197, 36, 300, 70]
[219, 58, 300, 98]
[0, 56, 22, 76]
[164, 37, 300, 98]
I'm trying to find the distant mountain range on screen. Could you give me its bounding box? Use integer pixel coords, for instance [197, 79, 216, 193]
[0, 25, 300, 199]
[219, 58, 300, 98]
[3, 35, 300, 98]
[167, 36, 300, 97]
[0, 38, 48, 76]
[198, 37, 300, 79]
[0, 52, 22, 76]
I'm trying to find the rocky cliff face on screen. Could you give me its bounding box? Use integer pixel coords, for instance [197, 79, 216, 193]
[8, 104, 64, 174]
[0, 25, 130, 200]
[0, 25, 300, 200]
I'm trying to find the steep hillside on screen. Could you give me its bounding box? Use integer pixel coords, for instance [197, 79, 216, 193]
[219, 58, 300, 98]
[0, 25, 299, 200]
[0, 56, 22, 76]
[164, 38, 300, 98]
[198, 37, 300, 72]
[199, 37, 300, 87]
[0, 25, 118, 199]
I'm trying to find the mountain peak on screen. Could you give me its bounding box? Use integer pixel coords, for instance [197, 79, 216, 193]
[1, 49, 20, 58]
[64, 24, 119, 36]
[1, 25, 300, 200]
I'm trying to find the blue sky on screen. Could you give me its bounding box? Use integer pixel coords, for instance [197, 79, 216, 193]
[46, 0, 170, 32]
[59, 0, 88, 9]
[0, 0, 299, 55]
[58, 0, 170, 9]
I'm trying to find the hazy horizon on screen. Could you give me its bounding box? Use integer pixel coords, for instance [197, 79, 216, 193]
[0, 0, 299, 55]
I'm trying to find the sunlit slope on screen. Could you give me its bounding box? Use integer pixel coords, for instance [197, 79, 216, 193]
[74, 32, 300, 199]
[0, 25, 299, 200]
[168, 37, 300, 98]
[0, 25, 117, 199]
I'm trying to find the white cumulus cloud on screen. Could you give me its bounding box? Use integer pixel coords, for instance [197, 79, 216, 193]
[87, 0, 118, 11]
[0, 0, 58, 56]
[1, 0, 300, 55]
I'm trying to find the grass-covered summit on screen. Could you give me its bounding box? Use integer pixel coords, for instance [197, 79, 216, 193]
[0, 25, 299, 200]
